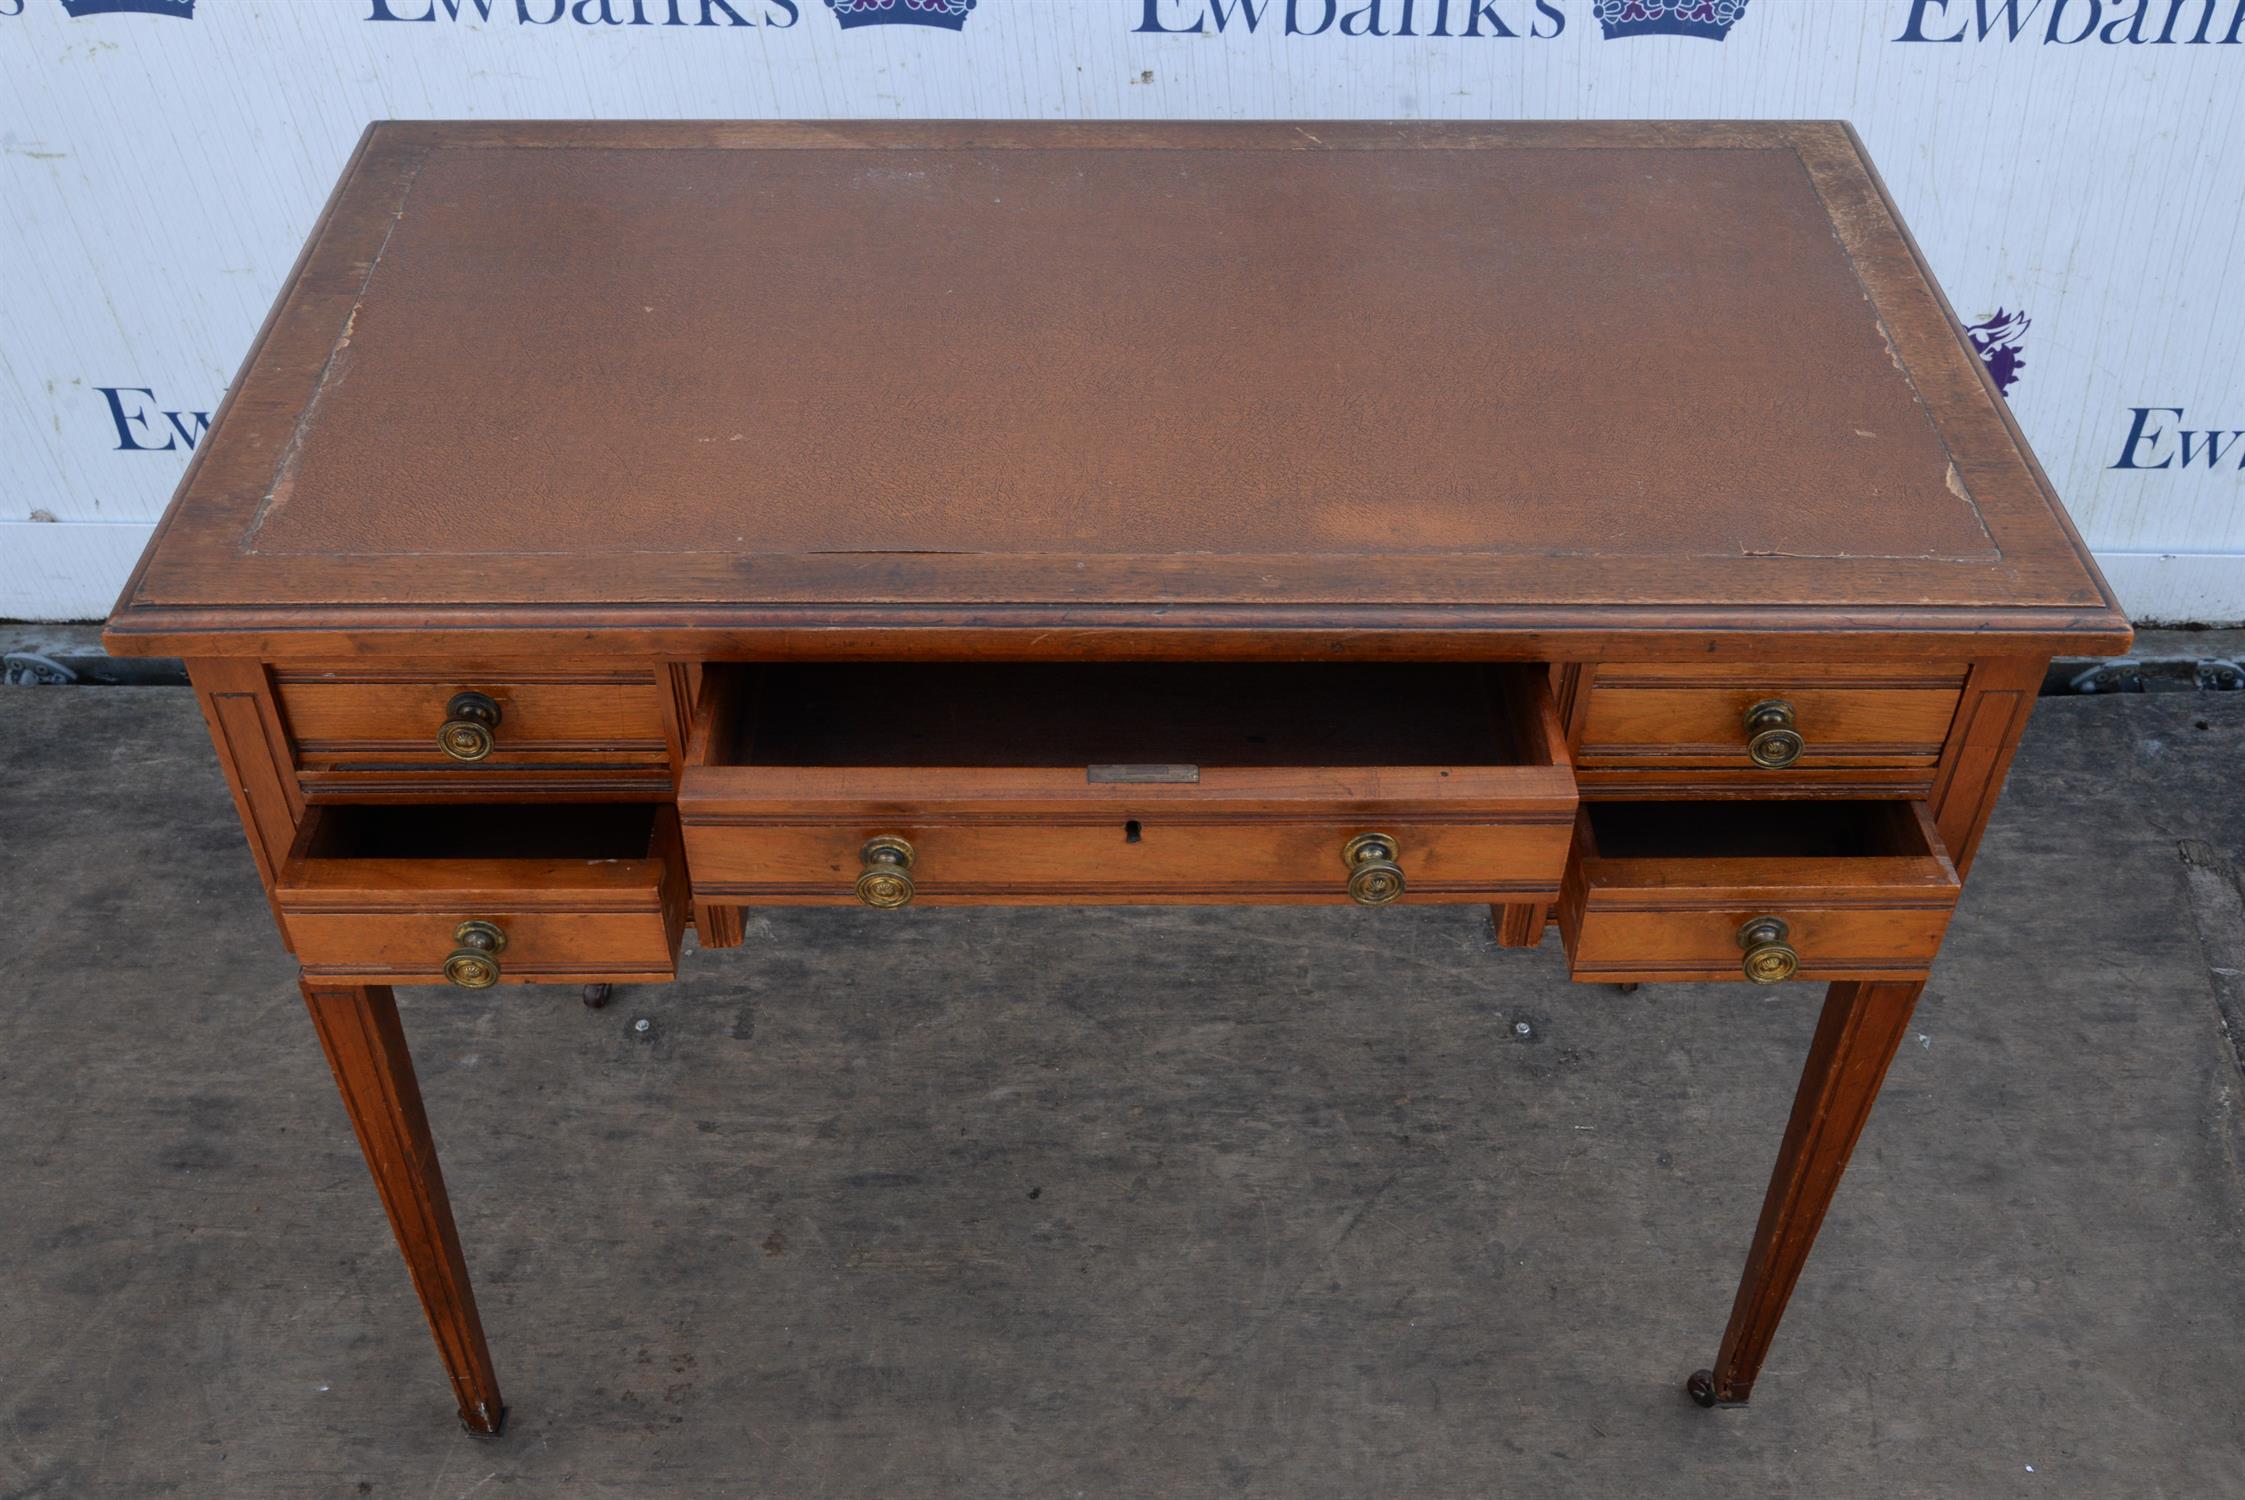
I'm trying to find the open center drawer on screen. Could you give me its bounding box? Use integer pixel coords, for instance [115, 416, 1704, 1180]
[677, 663, 1577, 906]
[276, 803, 687, 986]
[1556, 799, 1961, 984]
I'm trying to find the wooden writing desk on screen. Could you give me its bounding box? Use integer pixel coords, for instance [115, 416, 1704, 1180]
[104, 121, 2130, 1435]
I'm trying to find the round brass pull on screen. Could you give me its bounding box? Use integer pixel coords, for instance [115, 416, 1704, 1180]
[856, 836, 916, 909]
[1342, 832, 1405, 906]
[438, 691, 503, 762]
[443, 919, 508, 988]
[1743, 698, 1804, 769]
[1736, 915, 1799, 984]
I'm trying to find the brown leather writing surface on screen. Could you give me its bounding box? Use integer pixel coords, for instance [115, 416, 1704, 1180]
[254, 142, 1976, 561]
[107, 120, 2126, 655]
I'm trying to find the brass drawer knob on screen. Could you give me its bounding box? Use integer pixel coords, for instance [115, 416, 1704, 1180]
[444, 919, 508, 988]
[1743, 698, 1804, 769]
[856, 836, 916, 909]
[438, 691, 503, 762]
[1342, 832, 1406, 905]
[1736, 915, 1799, 984]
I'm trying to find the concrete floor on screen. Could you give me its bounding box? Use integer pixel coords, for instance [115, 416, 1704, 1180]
[4, 685, 2243, 1499]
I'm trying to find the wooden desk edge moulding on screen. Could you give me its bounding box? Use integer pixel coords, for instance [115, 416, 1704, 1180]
[106, 119, 2129, 1437]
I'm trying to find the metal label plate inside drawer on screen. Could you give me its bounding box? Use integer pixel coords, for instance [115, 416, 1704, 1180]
[1086, 763, 1200, 784]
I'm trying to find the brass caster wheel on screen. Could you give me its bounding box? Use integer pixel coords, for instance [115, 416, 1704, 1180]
[582, 983, 612, 1010]
[1613, 982, 1639, 994]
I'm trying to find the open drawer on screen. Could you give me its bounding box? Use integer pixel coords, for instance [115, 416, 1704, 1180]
[276, 804, 687, 986]
[677, 663, 1577, 906]
[1556, 799, 1960, 984]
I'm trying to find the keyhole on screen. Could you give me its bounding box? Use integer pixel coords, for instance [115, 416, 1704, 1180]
[1124, 820, 1142, 844]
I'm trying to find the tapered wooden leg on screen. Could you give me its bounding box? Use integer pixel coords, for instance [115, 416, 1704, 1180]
[1690, 979, 1923, 1407]
[301, 981, 506, 1436]
[1492, 903, 1546, 947]
[696, 902, 746, 949]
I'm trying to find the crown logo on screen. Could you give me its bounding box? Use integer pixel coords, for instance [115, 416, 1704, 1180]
[826, 0, 974, 29]
[60, 0, 196, 14]
[1593, 0, 1748, 39]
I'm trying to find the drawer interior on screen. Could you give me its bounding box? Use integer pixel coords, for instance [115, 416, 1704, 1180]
[277, 802, 687, 984]
[1579, 798, 1938, 862]
[1559, 796, 1959, 984]
[680, 663, 1576, 905]
[298, 802, 664, 862]
[710, 662, 1532, 769]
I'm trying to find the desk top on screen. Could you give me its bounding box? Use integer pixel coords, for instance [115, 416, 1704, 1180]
[107, 120, 2127, 658]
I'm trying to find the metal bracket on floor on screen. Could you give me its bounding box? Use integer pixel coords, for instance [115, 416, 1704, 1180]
[2200, 659, 2245, 692]
[3, 653, 78, 686]
[2050, 656, 2244, 696]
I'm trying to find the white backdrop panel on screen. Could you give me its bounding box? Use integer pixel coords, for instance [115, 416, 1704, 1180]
[2, 0, 2238, 620]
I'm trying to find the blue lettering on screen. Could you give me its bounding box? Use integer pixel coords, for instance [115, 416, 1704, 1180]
[1895, 0, 1967, 39]
[1900, 0, 2243, 37]
[2112, 406, 2183, 470]
[2047, 0, 2102, 39]
[99, 387, 170, 451]
[1134, 0, 1203, 30]
[363, 0, 791, 21]
[2178, 427, 2244, 468]
[97, 387, 209, 453]
[1465, 0, 1515, 35]
[1977, 0, 2051, 38]
[1340, 0, 1387, 33]
[2153, 0, 2220, 40]
[164, 409, 211, 450]
[368, 0, 509, 17]
[1136, 0, 1547, 34]
[2101, 0, 2153, 36]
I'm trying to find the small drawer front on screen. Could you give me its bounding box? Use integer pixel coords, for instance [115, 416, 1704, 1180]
[679, 662, 1578, 906]
[273, 668, 672, 782]
[1558, 800, 1960, 984]
[683, 787, 1576, 906]
[1578, 665, 1964, 772]
[276, 805, 686, 985]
